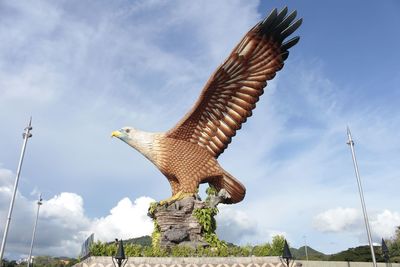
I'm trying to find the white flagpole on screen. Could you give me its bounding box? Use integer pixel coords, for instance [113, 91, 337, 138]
[0, 118, 33, 264]
[346, 127, 377, 267]
[27, 193, 42, 267]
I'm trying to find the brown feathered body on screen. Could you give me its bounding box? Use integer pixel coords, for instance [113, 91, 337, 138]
[113, 8, 302, 204]
[123, 130, 245, 203]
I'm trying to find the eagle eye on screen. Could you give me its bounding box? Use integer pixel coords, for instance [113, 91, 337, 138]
[125, 129, 130, 133]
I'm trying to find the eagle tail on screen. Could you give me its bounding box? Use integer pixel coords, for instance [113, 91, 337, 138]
[211, 170, 246, 204]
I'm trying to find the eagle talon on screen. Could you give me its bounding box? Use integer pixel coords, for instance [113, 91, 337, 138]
[158, 191, 194, 206]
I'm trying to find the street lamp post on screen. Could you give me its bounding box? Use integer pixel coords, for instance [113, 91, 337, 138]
[27, 194, 43, 267]
[346, 127, 377, 267]
[280, 239, 293, 267]
[381, 238, 390, 264]
[0, 118, 33, 264]
[112, 239, 127, 267]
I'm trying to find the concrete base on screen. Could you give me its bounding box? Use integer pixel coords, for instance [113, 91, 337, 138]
[74, 257, 400, 267]
[74, 256, 301, 267]
[297, 261, 400, 267]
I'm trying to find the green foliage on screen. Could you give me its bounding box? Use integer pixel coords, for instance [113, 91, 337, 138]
[193, 206, 226, 248]
[124, 244, 143, 257]
[290, 246, 327, 260]
[87, 233, 312, 258]
[192, 186, 227, 249]
[329, 245, 381, 262]
[90, 240, 117, 256]
[141, 246, 169, 257]
[1, 259, 17, 267]
[141, 246, 155, 257]
[89, 241, 255, 257]
[194, 207, 217, 233]
[148, 202, 158, 217]
[2, 256, 77, 266]
[270, 235, 286, 256]
[252, 243, 272, 256]
[170, 246, 197, 257]
[147, 200, 161, 249]
[203, 233, 227, 249]
[252, 237, 295, 257]
[151, 220, 161, 248]
[125, 235, 152, 246]
[386, 226, 400, 263]
[205, 186, 218, 201]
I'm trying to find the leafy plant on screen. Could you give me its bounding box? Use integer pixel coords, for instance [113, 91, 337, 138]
[193, 187, 227, 249]
[387, 226, 400, 263]
[124, 244, 142, 257]
[148, 202, 158, 217]
[151, 220, 161, 248]
[170, 246, 197, 257]
[194, 207, 217, 233]
[90, 240, 117, 256]
[270, 235, 286, 256]
[205, 186, 218, 201]
[253, 243, 272, 256]
[88, 235, 292, 258]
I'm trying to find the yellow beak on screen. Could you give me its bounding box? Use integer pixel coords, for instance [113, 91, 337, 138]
[111, 130, 121, 138]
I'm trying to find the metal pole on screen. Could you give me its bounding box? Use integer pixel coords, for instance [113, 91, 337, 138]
[303, 235, 309, 261]
[346, 127, 377, 267]
[27, 194, 42, 267]
[0, 118, 33, 265]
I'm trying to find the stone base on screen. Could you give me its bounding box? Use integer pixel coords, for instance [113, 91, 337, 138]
[148, 196, 209, 248]
[74, 256, 302, 267]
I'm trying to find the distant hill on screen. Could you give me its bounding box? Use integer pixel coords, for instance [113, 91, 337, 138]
[291, 245, 388, 262]
[328, 245, 386, 262]
[291, 246, 327, 260]
[125, 235, 152, 246]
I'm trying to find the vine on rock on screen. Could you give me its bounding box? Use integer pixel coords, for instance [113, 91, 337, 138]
[148, 202, 161, 248]
[194, 186, 227, 249]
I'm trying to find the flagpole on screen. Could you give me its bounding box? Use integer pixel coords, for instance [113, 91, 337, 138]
[0, 118, 33, 264]
[346, 127, 377, 267]
[303, 235, 309, 261]
[27, 193, 42, 267]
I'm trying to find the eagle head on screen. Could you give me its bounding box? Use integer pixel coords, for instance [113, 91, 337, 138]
[111, 127, 135, 142]
[111, 127, 155, 161]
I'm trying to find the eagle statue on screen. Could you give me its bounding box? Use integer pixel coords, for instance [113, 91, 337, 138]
[112, 7, 302, 205]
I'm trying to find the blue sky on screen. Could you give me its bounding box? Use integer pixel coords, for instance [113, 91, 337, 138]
[0, 0, 400, 259]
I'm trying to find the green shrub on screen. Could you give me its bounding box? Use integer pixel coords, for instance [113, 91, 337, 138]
[90, 241, 117, 256]
[253, 243, 272, 256]
[151, 220, 161, 249]
[170, 246, 197, 257]
[229, 245, 252, 256]
[270, 235, 286, 256]
[193, 186, 227, 249]
[124, 244, 142, 257]
[89, 238, 281, 258]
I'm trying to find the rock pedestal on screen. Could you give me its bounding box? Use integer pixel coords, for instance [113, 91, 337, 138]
[148, 196, 209, 248]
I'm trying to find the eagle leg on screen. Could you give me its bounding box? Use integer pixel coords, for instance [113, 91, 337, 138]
[159, 191, 195, 206]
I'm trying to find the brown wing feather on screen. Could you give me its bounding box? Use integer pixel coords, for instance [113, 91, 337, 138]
[167, 8, 302, 158]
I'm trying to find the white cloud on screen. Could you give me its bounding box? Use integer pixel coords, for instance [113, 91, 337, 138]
[0, 167, 155, 259]
[313, 207, 400, 243]
[312, 207, 360, 233]
[41, 193, 90, 231]
[370, 210, 400, 239]
[216, 205, 289, 246]
[217, 206, 258, 244]
[90, 196, 155, 242]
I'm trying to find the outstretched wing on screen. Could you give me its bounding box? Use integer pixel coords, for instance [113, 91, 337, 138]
[167, 7, 302, 158]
